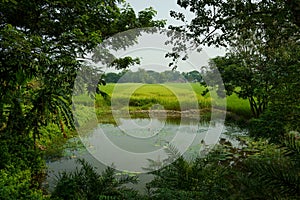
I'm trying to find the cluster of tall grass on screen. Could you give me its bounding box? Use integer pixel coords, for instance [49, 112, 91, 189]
[72, 83, 252, 123]
[98, 83, 206, 111]
[95, 83, 251, 117]
[226, 94, 251, 118]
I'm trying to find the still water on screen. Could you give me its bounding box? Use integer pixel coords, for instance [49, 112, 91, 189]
[46, 117, 246, 192]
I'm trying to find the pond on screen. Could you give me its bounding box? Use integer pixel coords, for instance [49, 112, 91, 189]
[46, 116, 246, 193]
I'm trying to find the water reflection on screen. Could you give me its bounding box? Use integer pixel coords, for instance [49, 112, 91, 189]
[46, 117, 244, 192]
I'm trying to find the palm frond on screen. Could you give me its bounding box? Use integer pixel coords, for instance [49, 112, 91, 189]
[247, 158, 300, 197]
[163, 143, 181, 163]
[282, 131, 300, 158]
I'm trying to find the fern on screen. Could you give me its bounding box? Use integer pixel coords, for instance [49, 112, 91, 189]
[242, 133, 300, 198]
[52, 159, 139, 200]
[282, 131, 300, 164]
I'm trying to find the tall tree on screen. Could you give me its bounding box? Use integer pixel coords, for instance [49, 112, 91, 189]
[0, 0, 165, 141]
[171, 0, 299, 46]
[0, 0, 165, 195]
[171, 0, 299, 120]
[205, 31, 278, 117]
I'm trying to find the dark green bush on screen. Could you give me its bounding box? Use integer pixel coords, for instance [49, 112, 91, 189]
[145, 135, 300, 200]
[249, 110, 286, 142]
[0, 132, 44, 173]
[0, 132, 46, 199]
[249, 103, 300, 143]
[0, 167, 45, 200]
[51, 159, 140, 200]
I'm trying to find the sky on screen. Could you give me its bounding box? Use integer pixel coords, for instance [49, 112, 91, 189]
[125, 0, 226, 58]
[125, 0, 195, 26]
[101, 0, 226, 73]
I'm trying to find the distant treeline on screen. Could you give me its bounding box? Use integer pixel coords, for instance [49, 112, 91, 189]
[104, 68, 203, 83]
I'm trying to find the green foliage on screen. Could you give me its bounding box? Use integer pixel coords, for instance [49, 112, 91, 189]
[0, 0, 165, 139]
[182, 70, 204, 83]
[284, 131, 300, 162]
[110, 57, 141, 70]
[225, 93, 251, 119]
[145, 134, 300, 199]
[206, 54, 269, 118]
[146, 155, 235, 199]
[0, 133, 46, 199]
[51, 159, 140, 200]
[0, 0, 165, 198]
[0, 168, 45, 200]
[104, 69, 203, 84]
[38, 123, 77, 160]
[249, 102, 300, 142]
[239, 133, 300, 199]
[171, 0, 300, 140]
[172, 0, 299, 46]
[0, 133, 44, 173]
[1, 0, 299, 199]
[249, 108, 286, 142]
[244, 158, 300, 198]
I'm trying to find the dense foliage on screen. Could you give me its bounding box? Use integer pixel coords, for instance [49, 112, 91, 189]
[172, 0, 300, 138]
[104, 69, 204, 83]
[145, 133, 300, 199]
[51, 159, 141, 200]
[0, 0, 164, 198]
[171, 0, 299, 46]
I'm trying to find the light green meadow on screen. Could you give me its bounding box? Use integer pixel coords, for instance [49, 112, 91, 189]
[73, 83, 251, 123]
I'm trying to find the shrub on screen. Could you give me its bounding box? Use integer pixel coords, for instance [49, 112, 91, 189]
[249, 108, 287, 142]
[0, 167, 45, 200]
[51, 159, 140, 200]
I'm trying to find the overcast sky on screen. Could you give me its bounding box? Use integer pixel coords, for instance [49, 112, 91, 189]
[125, 0, 195, 26]
[125, 0, 226, 58]
[101, 1, 226, 73]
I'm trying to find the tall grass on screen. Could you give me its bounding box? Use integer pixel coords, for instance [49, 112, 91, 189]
[226, 94, 251, 118]
[98, 83, 212, 111]
[85, 83, 252, 119]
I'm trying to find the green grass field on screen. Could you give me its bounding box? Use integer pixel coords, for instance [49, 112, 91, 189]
[73, 83, 252, 123]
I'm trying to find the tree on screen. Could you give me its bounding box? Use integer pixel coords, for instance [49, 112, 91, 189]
[182, 70, 203, 83]
[171, 0, 299, 47]
[0, 0, 165, 194]
[0, 0, 164, 144]
[171, 0, 299, 118]
[205, 29, 275, 118]
[104, 72, 121, 83]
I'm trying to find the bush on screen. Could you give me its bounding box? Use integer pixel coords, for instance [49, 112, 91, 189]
[249, 107, 288, 142]
[51, 159, 140, 200]
[145, 135, 300, 199]
[0, 167, 45, 200]
[146, 156, 234, 200]
[0, 132, 44, 173]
